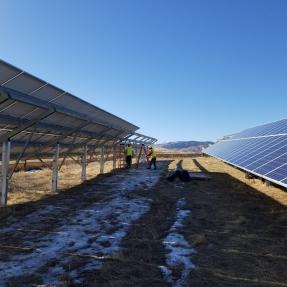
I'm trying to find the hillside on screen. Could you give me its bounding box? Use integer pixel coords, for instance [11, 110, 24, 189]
[156, 141, 214, 153]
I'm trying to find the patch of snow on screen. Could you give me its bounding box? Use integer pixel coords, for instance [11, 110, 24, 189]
[159, 265, 173, 284]
[160, 198, 195, 287]
[0, 164, 164, 286]
[26, 169, 42, 174]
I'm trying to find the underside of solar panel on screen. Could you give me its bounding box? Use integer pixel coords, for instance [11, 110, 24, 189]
[204, 119, 287, 188]
[0, 59, 157, 159]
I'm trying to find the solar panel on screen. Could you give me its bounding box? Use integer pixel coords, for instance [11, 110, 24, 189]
[0, 59, 138, 132]
[204, 119, 287, 188]
[0, 59, 157, 205]
[0, 59, 157, 158]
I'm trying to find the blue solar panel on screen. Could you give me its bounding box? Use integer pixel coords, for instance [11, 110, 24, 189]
[204, 119, 287, 188]
[231, 119, 287, 139]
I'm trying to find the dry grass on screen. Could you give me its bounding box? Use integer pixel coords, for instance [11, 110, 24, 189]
[185, 156, 287, 207]
[93, 157, 287, 286]
[2, 156, 287, 286]
[8, 161, 114, 205]
[7, 154, 287, 207]
[180, 156, 287, 287]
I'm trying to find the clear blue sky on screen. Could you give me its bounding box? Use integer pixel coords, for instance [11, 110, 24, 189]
[1, 0, 287, 143]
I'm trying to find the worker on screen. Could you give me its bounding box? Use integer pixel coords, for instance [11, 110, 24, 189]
[147, 146, 157, 170]
[125, 143, 134, 168]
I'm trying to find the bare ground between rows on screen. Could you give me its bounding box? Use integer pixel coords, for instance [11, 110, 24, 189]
[0, 161, 171, 286]
[89, 163, 192, 287]
[184, 158, 287, 287]
[0, 169, 119, 222]
[0, 164, 165, 258]
[1, 157, 287, 286]
[89, 157, 287, 287]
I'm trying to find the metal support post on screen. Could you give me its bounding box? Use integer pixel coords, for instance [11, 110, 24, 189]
[81, 144, 87, 183]
[112, 145, 117, 170]
[100, 145, 105, 174]
[135, 145, 139, 157]
[51, 143, 60, 193]
[1, 141, 11, 206]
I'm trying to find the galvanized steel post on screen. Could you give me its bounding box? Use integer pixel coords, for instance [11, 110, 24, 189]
[1, 141, 11, 206]
[100, 145, 105, 174]
[112, 145, 117, 170]
[81, 144, 87, 183]
[51, 143, 60, 193]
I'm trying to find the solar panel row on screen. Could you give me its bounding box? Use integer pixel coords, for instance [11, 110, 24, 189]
[0, 59, 157, 205]
[204, 119, 287, 188]
[231, 118, 287, 139]
[0, 86, 155, 160]
[0, 59, 138, 132]
[0, 60, 156, 160]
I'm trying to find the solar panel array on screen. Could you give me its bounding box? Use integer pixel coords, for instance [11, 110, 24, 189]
[204, 119, 287, 188]
[0, 59, 137, 132]
[0, 59, 157, 205]
[0, 59, 156, 160]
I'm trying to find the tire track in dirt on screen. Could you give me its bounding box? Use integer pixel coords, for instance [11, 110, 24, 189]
[89, 160, 195, 287]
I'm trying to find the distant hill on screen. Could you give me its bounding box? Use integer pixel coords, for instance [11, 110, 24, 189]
[156, 141, 214, 153]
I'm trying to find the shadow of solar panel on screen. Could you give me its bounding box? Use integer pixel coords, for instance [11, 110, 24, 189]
[204, 119, 287, 188]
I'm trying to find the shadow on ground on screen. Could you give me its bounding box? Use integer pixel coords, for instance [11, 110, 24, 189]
[91, 158, 287, 287]
[0, 158, 287, 287]
[0, 160, 169, 221]
[184, 159, 287, 287]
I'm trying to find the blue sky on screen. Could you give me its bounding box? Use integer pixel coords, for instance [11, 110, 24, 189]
[1, 0, 287, 142]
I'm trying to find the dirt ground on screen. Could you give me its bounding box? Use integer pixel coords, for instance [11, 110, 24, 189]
[183, 157, 287, 287]
[0, 156, 287, 286]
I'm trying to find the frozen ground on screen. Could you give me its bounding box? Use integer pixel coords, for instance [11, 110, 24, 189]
[160, 198, 195, 287]
[3, 156, 286, 287]
[0, 163, 164, 286]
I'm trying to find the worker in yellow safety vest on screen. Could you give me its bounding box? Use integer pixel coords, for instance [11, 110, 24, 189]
[147, 146, 157, 170]
[125, 143, 134, 168]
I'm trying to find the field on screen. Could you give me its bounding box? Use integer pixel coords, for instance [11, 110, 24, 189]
[0, 156, 287, 286]
[8, 161, 114, 206]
